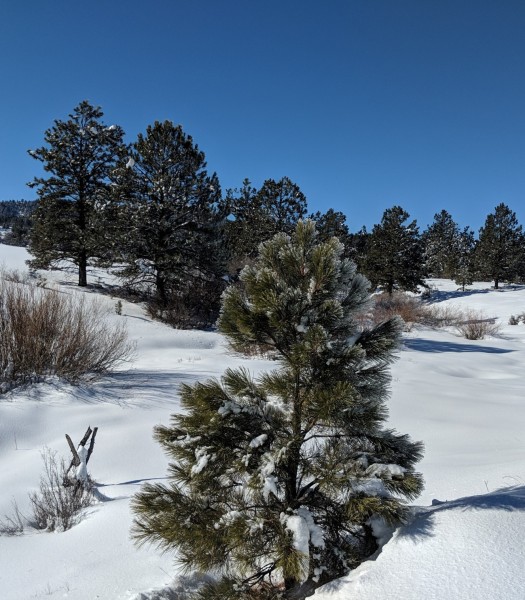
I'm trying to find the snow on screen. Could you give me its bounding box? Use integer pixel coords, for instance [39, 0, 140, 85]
[0, 248, 524, 599]
[249, 433, 267, 448]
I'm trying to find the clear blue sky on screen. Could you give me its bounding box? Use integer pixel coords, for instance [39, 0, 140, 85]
[1, 0, 524, 232]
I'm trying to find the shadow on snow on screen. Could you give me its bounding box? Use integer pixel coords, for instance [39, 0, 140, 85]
[402, 338, 513, 354]
[397, 485, 525, 542]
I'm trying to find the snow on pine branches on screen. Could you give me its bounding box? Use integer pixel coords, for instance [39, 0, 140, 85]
[131, 220, 424, 600]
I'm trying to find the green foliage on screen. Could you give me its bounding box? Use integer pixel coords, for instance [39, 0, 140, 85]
[476, 203, 524, 288]
[225, 177, 307, 273]
[363, 206, 425, 295]
[27, 101, 127, 286]
[132, 221, 423, 598]
[0, 200, 36, 246]
[112, 120, 227, 325]
[422, 210, 460, 278]
[453, 227, 476, 291]
[310, 208, 355, 261]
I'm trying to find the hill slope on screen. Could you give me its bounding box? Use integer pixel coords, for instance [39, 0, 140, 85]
[0, 246, 524, 599]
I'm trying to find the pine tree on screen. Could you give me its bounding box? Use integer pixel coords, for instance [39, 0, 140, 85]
[476, 203, 524, 289]
[224, 179, 264, 272]
[363, 206, 425, 295]
[131, 220, 424, 599]
[113, 120, 227, 325]
[226, 177, 307, 272]
[27, 101, 126, 286]
[454, 227, 476, 291]
[422, 210, 460, 278]
[310, 208, 355, 260]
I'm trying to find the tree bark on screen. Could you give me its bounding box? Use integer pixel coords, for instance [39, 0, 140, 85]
[78, 249, 88, 287]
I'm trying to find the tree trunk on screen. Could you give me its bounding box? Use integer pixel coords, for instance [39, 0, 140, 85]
[156, 269, 168, 306]
[78, 249, 88, 287]
[494, 277, 499, 289]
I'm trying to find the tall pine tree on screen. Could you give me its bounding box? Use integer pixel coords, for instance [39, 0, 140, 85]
[113, 120, 227, 325]
[363, 206, 425, 294]
[422, 210, 460, 278]
[27, 101, 126, 286]
[454, 227, 476, 291]
[476, 203, 523, 288]
[132, 220, 424, 599]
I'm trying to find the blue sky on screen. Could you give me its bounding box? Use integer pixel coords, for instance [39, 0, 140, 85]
[1, 0, 524, 232]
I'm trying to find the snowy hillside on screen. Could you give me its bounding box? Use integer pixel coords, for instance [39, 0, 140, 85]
[1, 245, 524, 599]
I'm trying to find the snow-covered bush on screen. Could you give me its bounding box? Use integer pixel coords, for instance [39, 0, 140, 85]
[132, 221, 423, 599]
[0, 275, 133, 392]
[509, 313, 525, 325]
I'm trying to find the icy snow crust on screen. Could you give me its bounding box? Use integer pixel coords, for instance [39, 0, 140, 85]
[0, 250, 524, 599]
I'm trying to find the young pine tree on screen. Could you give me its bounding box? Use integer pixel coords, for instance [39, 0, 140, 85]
[132, 221, 423, 599]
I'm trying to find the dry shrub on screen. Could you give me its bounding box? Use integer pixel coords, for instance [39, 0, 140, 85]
[509, 313, 525, 325]
[0, 501, 26, 536]
[368, 293, 433, 331]
[28, 449, 93, 532]
[0, 275, 134, 392]
[455, 310, 501, 340]
[365, 292, 469, 332]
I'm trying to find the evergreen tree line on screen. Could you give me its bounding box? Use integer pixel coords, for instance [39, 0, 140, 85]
[24, 101, 525, 327]
[0, 200, 35, 246]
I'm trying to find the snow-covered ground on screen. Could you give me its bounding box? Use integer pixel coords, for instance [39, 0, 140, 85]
[0, 246, 524, 599]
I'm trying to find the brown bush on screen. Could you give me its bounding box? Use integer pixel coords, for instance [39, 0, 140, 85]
[0, 276, 134, 392]
[364, 292, 468, 332]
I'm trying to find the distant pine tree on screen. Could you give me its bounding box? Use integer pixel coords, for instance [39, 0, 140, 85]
[27, 101, 126, 286]
[112, 120, 227, 326]
[226, 177, 307, 273]
[476, 203, 523, 288]
[454, 227, 476, 291]
[0, 200, 36, 246]
[310, 208, 355, 260]
[364, 206, 425, 294]
[132, 220, 424, 599]
[422, 210, 460, 278]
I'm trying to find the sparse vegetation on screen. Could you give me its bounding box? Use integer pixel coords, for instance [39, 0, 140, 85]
[0, 500, 26, 536]
[368, 292, 465, 331]
[0, 274, 134, 393]
[509, 313, 525, 325]
[455, 310, 501, 340]
[28, 449, 94, 532]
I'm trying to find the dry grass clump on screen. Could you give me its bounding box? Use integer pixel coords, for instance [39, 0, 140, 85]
[455, 310, 501, 340]
[0, 275, 134, 392]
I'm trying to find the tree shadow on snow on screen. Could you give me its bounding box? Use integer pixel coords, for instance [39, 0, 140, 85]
[81, 369, 213, 409]
[398, 485, 525, 542]
[427, 284, 525, 304]
[403, 338, 513, 354]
